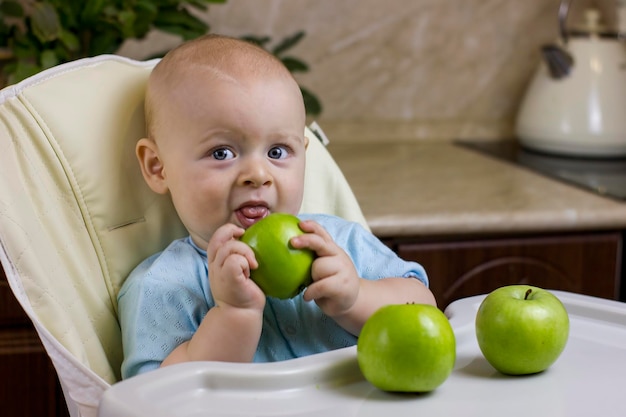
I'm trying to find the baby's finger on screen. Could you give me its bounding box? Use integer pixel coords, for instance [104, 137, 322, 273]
[207, 223, 245, 261]
[213, 239, 258, 271]
[291, 221, 337, 257]
[221, 251, 252, 281]
[297, 219, 329, 237]
[303, 276, 339, 302]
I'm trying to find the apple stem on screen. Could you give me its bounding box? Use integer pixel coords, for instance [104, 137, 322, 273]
[524, 288, 532, 300]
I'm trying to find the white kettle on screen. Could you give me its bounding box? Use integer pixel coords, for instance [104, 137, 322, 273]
[515, 0, 626, 157]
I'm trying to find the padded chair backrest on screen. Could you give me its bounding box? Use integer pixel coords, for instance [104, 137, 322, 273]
[0, 55, 366, 416]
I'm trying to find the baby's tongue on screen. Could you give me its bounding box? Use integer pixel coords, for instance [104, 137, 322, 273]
[237, 206, 269, 228]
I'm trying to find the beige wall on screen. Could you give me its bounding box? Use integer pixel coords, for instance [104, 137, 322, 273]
[120, 0, 611, 143]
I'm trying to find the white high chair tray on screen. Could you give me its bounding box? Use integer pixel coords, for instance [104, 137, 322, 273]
[99, 291, 626, 417]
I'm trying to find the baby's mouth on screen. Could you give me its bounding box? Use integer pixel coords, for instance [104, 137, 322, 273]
[236, 205, 269, 228]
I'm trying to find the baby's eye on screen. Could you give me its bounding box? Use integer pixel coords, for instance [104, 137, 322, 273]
[268, 146, 288, 160]
[212, 147, 235, 160]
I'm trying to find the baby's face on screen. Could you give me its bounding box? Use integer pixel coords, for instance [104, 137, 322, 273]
[153, 69, 307, 248]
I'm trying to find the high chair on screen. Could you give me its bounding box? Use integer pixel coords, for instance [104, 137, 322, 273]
[0, 55, 367, 417]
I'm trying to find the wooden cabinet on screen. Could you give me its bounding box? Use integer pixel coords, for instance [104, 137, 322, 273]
[0, 265, 69, 417]
[392, 231, 622, 310]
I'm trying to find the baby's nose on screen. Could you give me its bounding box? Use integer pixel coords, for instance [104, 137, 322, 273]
[239, 159, 273, 187]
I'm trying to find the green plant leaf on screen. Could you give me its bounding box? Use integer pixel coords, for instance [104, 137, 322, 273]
[31, 3, 62, 43]
[56, 1, 79, 28]
[0, 1, 24, 18]
[40, 49, 59, 69]
[58, 29, 79, 52]
[89, 31, 123, 56]
[0, 0, 321, 116]
[156, 25, 203, 40]
[272, 31, 305, 56]
[281, 56, 308, 73]
[240, 35, 271, 48]
[154, 9, 208, 32]
[11, 36, 39, 60]
[82, 0, 107, 24]
[133, 0, 158, 37]
[154, 9, 208, 40]
[117, 9, 137, 38]
[186, 0, 211, 10]
[9, 60, 41, 84]
[301, 86, 322, 116]
[185, 0, 228, 9]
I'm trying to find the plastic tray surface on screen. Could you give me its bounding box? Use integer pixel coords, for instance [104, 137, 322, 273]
[99, 291, 626, 417]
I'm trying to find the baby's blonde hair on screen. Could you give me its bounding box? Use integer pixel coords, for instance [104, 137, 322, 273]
[145, 34, 297, 140]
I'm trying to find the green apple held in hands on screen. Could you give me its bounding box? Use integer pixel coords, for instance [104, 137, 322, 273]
[240, 213, 314, 299]
[475, 285, 570, 375]
[357, 303, 456, 393]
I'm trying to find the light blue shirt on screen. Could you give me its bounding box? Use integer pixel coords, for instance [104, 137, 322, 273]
[118, 213, 428, 379]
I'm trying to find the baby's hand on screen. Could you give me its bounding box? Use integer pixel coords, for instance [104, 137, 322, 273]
[207, 223, 266, 312]
[290, 220, 360, 318]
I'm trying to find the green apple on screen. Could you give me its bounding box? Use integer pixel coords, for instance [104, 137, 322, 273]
[475, 285, 570, 375]
[357, 303, 456, 392]
[240, 213, 314, 299]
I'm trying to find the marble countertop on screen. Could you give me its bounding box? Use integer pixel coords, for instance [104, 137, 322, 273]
[328, 141, 626, 239]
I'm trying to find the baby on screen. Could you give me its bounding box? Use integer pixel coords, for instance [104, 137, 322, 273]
[117, 34, 436, 379]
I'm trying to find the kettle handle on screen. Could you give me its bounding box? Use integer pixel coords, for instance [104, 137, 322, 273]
[558, 0, 573, 43]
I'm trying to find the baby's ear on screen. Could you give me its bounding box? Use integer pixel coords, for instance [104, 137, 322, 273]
[136, 138, 169, 194]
